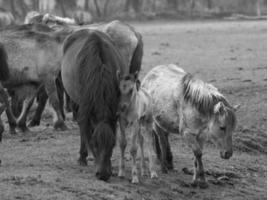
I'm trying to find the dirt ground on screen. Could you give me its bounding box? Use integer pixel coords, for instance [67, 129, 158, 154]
[1, 20, 267, 200]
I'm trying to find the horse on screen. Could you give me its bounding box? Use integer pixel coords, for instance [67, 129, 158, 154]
[61, 29, 126, 181]
[0, 8, 15, 27]
[73, 10, 93, 25]
[18, 20, 143, 129]
[117, 73, 158, 183]
[0, 23, 69, 134]
[141, 64, 239, 188]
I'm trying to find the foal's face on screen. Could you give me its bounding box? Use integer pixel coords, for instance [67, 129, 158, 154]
[209, 102, 236, 159]
[119, 75, 137, 112]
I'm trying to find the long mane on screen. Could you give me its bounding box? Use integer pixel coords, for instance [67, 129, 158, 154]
[64, 29, 124, 124]
[182, 73, 230, 115]
[0, 43, 9, 81]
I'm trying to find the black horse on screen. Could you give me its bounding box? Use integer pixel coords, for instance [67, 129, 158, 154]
[61, 29, 127, 181]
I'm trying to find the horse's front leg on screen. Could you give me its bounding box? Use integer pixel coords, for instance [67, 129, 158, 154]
[130, 122, 139, 183]
[77, 119, 91, 166]
[28, 86, 48, 127]
[118, 118, 127, 178]
[0, 104, 6, 141]
[0, 86, 16, 135]
[44, 78, 67, 131]
[16, 96, 35, 132]
[184, 131, 208, 188]
[144, 121, 158, 179]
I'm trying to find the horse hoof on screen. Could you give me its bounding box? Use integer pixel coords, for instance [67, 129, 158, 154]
[18, 126, 30, 133]
[118, 170, 125, 178]
[54, 122, 68, 131]
[151, 171, 158, 179]
[9, 129, 17, 135]
[131, 176, 139, 184]
[78, 158, 87, 166]
[161, 166, 168, 174]
[191, 180, 198, 188]
[28, 120, 40, 127]
[198, 181, 209, 189]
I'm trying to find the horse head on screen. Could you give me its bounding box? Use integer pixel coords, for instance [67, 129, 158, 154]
[208, 101, 239, 159]
[118, 72, 139, 112]
[89, 122, 116, 181]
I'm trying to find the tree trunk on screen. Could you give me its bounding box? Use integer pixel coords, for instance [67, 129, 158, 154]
[190, 0, 195, 16]
[84, 0, 89, 11]
[17, 0, 29, 18]
[206, 0, 212, 9]
[132, 0, 142, 13]
[58, 0, 67, 17]
[93, 0, 101, 17]
[167, 0, 177, 10]
[10, 0, 20, 18]
[103, 0, 111, 17]
[256, 0, 261, 16]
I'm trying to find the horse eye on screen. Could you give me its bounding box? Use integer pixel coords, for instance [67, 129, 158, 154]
[128, 88, 133, 94]
[220, 126, 226, 131]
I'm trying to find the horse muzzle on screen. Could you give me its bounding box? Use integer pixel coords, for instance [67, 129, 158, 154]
[95, 170, 111, 181]
[220, 150, 233, 159]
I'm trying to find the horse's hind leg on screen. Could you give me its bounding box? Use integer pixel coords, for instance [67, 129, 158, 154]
[28, 86, 48, 127]
[45, 79, 67, 131]
[138, 126, 146, 177]
[118, 118, 127, 178]
[16, 96, 35, 132]
[144, 122, 158, 179]
[153, 122, 173, 173]
[77, 120, 91, 166]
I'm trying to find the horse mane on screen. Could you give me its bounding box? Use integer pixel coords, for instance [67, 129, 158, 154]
[66, 29, 122, 124]
[182, 73, 230, 115]
[129, 31, 143, 74]
[0, 43, 9, 81]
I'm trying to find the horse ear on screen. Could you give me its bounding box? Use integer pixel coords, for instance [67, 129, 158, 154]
[136, 79, 141, 91]
[134, 71, 139, 80]
[233, 104, 241, 112]
[214, 101, 225, 115]
[116, 70, 121, 81]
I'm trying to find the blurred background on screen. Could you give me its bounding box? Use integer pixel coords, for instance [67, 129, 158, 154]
[1, 0, 267, 23]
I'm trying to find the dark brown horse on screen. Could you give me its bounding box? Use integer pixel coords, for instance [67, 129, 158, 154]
[61, 29, 126, 181]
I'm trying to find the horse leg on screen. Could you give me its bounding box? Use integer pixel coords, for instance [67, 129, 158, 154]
[28, 86, 48, 127]
[16, 96, 35, 132]
[0, 86, 16, 135]
[77, 120, 91, 166]
[118, 118, 127, 178]
[130, 123, 139, 183]
[184, 131, 208, 188]
[144, 122, 159, 179]
[45, 79, 67, 131]
[153, 122, 172, 173]
[64, 92, 72, 113]
[138, 126, 146, 177]
[0, 104, 6, 142]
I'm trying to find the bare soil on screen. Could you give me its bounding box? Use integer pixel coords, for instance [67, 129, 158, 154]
[1, 20, 267, 200]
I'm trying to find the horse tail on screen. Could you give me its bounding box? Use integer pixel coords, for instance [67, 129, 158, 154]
[129, 31, 143, 74]
[0, 43, 9, 81]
